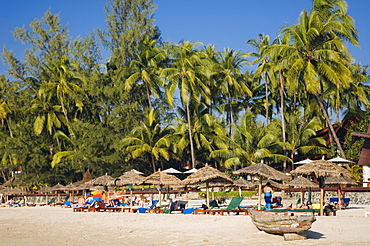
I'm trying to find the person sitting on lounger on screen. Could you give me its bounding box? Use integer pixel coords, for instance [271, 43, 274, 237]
[138, 199, 148, 208]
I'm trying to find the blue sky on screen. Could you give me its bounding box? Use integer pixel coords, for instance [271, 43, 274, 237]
[1, 0, 370, 76]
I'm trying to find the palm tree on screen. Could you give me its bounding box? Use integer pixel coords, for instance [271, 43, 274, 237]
[214, 48, 251, 139]
[120, 109, 171, 172]
[161, 41, 211, 168]
[172, 101, 230, 168]
[283, 111, 327, 166]
[124, 37, 167, 109]
[211, 110, 291, 168]
[274, 4, 358, 158]
[41, 57, 85, 132]
[247, 34, 274, 125]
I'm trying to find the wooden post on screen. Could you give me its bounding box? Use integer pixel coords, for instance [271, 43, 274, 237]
[258, 176, 262, 210]
[206, 181, 210, 208]
[320, 188, 324, 216]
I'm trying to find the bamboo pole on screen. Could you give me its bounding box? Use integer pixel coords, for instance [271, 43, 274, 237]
[320, 188, 324, 216]
[258, 176, 262, 210]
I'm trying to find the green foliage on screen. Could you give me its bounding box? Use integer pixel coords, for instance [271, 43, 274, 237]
[0, 0, 368, 188]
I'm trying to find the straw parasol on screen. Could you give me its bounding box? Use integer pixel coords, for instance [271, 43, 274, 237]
[51, 183, 66, 191]
[291, 159, 354, 215]
[262, 179, 289, 190]
[142, 170, 181, 206]
[325, 175, 357, 210]
[75, 183, 94, 199]
[182, 165, 233, 208]
[234, 162, 290, 210]
[232, 177, 255, 197]
[51, 183, 66, 203]
[73, 169, 93, 186]
[86, 174, 115, 186]
[109, 170, 145, 212]
[38, 186, 53, 204]
[64, 183, 78, 202]
[287, 176, 318, 205]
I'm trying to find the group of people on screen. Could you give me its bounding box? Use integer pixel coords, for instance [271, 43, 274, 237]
[263, 182, 337, 212]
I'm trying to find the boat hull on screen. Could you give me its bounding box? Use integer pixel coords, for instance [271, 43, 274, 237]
[249, 210, 316, 235]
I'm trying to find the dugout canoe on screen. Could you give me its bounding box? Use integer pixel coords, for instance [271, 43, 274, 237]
[249, 210, 316, 235]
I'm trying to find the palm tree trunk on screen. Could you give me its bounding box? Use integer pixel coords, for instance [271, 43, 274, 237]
[151, 155, 156, 172]
[315, 93, 346, 158]
[228, 93, 234, 140]
[265, 76, 269, 126]
[145, 81, 153, 109]
[186, 102, 196, 168]
[279, 71, 287, 172]
[6, 119, 13, 138]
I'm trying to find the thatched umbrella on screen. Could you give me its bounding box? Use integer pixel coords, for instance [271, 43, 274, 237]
[51, 183, 66, 202]
[75, 183, 94, 199]
[86, 174, 115, 186]
[182, 165, 233, 208]
[109, 170, 145, 212]
[262, 179, 289, 190]
[232, 177, 255, 197]
[288, 176, 318, 205]
[142, 170, 181, 206]
[64, 183, 78, 203]
[325, 175, 357, 210]
[234, 162, 290, 210]
[39, 186, 53, 204]
[291, 159, 354, 215]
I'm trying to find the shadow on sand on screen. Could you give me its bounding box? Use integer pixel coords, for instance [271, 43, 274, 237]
[305, 230, 325, 239]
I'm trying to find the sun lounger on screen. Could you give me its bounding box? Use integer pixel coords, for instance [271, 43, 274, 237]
[194, 197, 244, 215]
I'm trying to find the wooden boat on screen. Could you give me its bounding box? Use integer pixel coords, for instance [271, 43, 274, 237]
[249, 210, 316, 235]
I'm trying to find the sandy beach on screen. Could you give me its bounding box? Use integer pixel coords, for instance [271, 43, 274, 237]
[1, 203, 369, 246]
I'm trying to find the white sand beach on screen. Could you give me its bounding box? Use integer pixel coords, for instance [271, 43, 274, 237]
[1, 203, 369, 246]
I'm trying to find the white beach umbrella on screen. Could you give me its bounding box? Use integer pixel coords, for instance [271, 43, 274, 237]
[184, 168, 197, 174]
[327, 157, 352, 163]
[293, 159, 313, 165]
[162, 168, 183, 174]
[125, 169, 144, 175]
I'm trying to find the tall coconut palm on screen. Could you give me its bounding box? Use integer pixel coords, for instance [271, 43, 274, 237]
[41, 57, 85, 131]
[247, 34, 275, 125]
[274, 4, 358, 158]
[124, 37, 167, 109]
[214, 48, 251, 140]
[161, 41, 211, 168]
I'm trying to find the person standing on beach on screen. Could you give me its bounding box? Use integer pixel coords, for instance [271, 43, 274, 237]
[263, 182, 273, 209]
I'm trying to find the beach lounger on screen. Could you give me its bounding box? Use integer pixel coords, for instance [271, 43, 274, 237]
[194, 197, 244, 215]
[88, 200, 107, 212]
